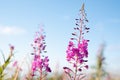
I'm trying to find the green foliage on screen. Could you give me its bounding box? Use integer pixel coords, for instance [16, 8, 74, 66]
[0, 52, 13, 80]
[90, 44, 107, 80]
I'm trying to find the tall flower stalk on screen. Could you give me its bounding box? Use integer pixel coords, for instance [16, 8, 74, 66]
[31, 28, 51, 80]
[63, 3, 89, 80]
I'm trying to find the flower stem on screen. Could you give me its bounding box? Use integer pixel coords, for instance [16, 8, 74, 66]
[74, 56, 79, 80]
[40, 69, 43, 80]
[79, 12, 83, 44]
[74, 66, 77, 80]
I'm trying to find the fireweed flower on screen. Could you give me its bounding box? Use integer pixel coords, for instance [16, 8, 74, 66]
[9, 44, 14, 53]
[31, 28, 51, 80]
[8, 44, 14, 58]
[63, 3, 90, 80]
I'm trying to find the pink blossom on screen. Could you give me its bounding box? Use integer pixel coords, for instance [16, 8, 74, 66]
[66, 40, 88, 66]
[31, 29, 51, 78]
[13, 61, 18, 67]
[9, 44, 14, 51]
[63, 4, 89, 80]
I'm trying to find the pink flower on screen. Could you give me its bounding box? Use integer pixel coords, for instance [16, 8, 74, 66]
[78, 39, 88, 58]
[63, 4, 89, 80]
[13, 61, 18, 67]
[66, 39, 88, 65]
[32, 61, 37, 71]
[31, 28, 51, 78]
[32, 55, 51, 73]
[9, 44, 14, 51]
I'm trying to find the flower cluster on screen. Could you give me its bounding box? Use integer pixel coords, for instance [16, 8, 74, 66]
[31, 28, 51, 79]
[32, 56, 51, 74]
[31, 31, 46, 55]
[64, 3, 89, 80]
[66, 40, 88, 67]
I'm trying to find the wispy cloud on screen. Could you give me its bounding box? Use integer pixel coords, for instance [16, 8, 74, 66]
[0, 26, 26, 35]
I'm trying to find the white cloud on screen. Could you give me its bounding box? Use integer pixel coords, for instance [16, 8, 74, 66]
[0, 26, 26, 35]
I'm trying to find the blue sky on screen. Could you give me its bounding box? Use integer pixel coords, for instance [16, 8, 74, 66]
[0, 0, 120, 74]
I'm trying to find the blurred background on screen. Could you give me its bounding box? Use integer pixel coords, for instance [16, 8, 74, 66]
[0, 0, 120, 80]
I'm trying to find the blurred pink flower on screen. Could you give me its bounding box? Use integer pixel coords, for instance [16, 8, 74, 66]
[31, 28, 51, 78]
[13, 61, 18, 67]
[9, 44, 14, 51]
